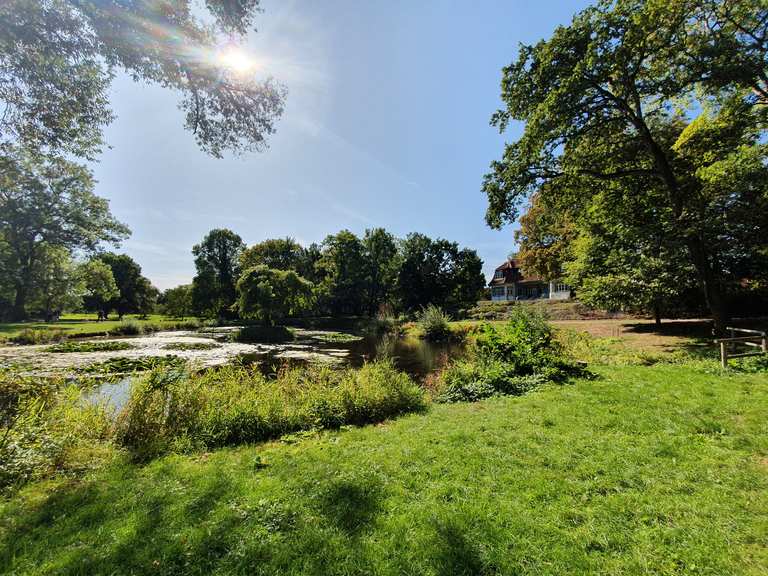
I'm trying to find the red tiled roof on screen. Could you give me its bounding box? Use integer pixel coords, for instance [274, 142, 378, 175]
[489, 259, 545, 286]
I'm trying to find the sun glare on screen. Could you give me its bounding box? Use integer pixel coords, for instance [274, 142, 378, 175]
[218, 46, 254, 74]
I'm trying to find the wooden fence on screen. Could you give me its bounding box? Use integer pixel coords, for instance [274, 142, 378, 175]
[715, 327, 767, 368]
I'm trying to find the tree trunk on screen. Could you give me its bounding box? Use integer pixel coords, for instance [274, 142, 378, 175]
[653, 302, 661, 326]
[686, 238, 729, 335]
[11, 282, 28, 320]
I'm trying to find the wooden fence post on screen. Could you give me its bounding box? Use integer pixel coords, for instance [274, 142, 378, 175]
[720, 341, 728, 369]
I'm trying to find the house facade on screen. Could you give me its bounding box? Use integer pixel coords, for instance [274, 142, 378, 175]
[489, 259, 572, 301]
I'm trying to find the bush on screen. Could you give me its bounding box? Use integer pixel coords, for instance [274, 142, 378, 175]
[234, 325, 295, 343]
[11, 329, 67, 345]
[434, 308, 585, 403]
[416, 305, 452, 341]
[116, 361, 426, 460]
[435, 359, 544, 402]
[111, 318, 143, 336]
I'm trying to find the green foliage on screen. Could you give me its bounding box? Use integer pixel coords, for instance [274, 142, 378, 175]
[161, 342, 221, 351]
[0, 374, 113, 491]
[240, 237, 307, 273]
[80, 259, 119, 316]
[116, 361, 426, 460]
[78, 356, 185, 376]
[191, 229, 245, 319]
[483, 0, 768, 331]
[2, 364, 767, 574]
[233, 325, 295, 343]
[435, 360, 543, 403]
[416, 305, 452, 341]
[28, 246, 84, 321]
[435, 308, 584, 402]
[159, 285, 193, 319]
[10, 329, 66, 345]
[111, 318, 143, 336]
[0, 150, 130, 319]
[95, 253, 157, 318]
[0, 0, 285, 159]
[316, 230, 369, 316]
[46, 341, 133, 353]
[397, 233, 485, 315]
[307, 331, 363, 343]
[236, 265, 314, 325]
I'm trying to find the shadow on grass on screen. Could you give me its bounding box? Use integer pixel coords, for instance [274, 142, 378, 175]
[0, 464, 239, 575]
[431, 517, 499, 576]
[318, 475, 383, 536]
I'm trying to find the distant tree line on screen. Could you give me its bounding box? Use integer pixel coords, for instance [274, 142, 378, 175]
[178, 228, 486, 324]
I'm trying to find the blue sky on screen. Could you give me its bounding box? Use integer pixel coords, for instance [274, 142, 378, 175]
[93, 0, 590, 289]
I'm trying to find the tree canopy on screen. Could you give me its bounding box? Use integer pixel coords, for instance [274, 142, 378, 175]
[95, 253, 157, 319]
[191, 228, 245, 318]
[0, 0, 285, 159]
[236, 265, 314, 325]
[483, 0, 768, 332]
[0, 149, 129, 318]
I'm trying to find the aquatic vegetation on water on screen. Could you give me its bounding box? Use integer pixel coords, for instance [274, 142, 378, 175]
[161, 342, 221, 351]
[305, 331, 363, 343]
[46, 341, 134, 353]
[78, 355, 186, 375]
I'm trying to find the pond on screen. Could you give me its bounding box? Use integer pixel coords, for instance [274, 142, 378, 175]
[2, 328, 465, 411]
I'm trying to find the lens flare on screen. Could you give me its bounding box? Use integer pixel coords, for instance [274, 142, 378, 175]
[219, 46, 254, 73]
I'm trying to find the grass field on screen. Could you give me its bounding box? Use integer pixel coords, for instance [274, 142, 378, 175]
[0, 314, 197, 341]
[2, 363, 767, 575]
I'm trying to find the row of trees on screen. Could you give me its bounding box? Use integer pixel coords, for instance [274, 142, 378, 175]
[178, 228, 486, 323]
[484, 0, 768, 331]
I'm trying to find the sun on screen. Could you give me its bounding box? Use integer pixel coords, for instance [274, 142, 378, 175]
[218, 46, 254, 74]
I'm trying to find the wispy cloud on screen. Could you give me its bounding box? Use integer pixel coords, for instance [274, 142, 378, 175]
[331, 202, 375, 226]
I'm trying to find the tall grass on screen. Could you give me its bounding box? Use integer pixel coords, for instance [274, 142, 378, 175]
[10, 329, 67, 345]
[116, 361, 426, 460]
[416, 305, 452, 341]
[0, 373, 114, 491]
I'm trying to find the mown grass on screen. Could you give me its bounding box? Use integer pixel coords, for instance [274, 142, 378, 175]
[1, 363, 767, 575]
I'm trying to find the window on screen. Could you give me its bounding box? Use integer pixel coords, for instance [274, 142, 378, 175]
[491, 287, 505, 297]
[494, 270, 504, 279]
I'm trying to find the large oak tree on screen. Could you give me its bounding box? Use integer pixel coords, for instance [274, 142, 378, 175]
[483, 0, 768, 332]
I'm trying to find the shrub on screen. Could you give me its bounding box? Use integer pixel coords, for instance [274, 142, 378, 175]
[174, 319, 202, 331]
[111, 318, 143, 336]
[434, 308, 585, 403]
[116, 361, 426, 460]
[435, 359, 544, 402]
[416, 305, 452, 341]
[11, 329, 67, 345]
[234, 325, 295, 343]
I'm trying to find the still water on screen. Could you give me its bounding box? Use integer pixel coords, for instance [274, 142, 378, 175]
[84, 330, 465, 411]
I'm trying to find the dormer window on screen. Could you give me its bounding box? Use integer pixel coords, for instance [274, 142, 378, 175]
[494, 270, 504, 279]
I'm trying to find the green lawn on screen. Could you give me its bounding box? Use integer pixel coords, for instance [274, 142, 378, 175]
[2, 364, 766, 575]
[0, 314, 197, 340]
